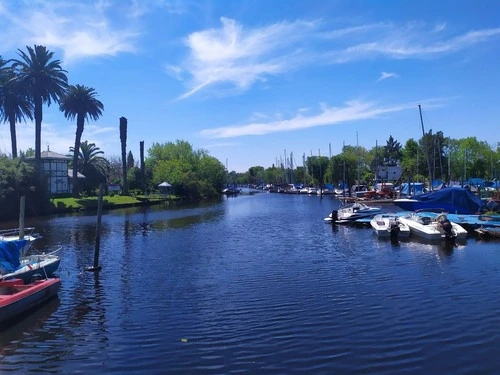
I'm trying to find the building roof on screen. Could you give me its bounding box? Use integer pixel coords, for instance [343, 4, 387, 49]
[27, 150, 71, 160]
[68, 169, 86, 178]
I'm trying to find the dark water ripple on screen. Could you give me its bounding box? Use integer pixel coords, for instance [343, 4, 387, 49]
[1, 193, 499, 374]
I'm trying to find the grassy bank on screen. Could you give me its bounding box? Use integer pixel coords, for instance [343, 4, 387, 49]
[50, 194, 178, 213]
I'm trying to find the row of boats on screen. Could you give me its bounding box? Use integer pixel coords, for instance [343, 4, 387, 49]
[0, 227, 61, 328]
[324, 201, 497, 241]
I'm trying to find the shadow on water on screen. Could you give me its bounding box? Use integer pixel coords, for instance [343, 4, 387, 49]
[0, 297, 61, 342]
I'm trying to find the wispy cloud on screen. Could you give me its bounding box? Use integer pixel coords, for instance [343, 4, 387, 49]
[172, 18, 500, 99]
[199, 98, 449, 139]
[172, 17, 318, 100]
[377, 72, 399, 82]
[0, 1, 140, 63]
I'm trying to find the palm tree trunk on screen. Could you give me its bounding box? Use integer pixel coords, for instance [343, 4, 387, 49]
[34, 95, 42, 169]
[140, 141, 145, 193]
[72, 118, 84, 197]
[9, 116, 17, 159]
[120, 117, 128, 195]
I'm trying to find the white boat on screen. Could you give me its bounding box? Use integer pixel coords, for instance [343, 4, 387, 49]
[398, 212, 468, 241]
[324, 202, 381, 223]
[370, 214, 410, 239]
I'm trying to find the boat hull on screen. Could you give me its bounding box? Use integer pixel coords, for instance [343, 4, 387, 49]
[0, 278, 60, 325]
[370, 215, 411, 239]
[399, 214, 468, 241]
[1, 256, 60, 283]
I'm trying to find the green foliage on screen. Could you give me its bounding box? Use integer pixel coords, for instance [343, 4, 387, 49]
[69, 141, 109, 194]
[383, 135, 402, 166]
[0, 157, 49, 219]
[146, 140, 226, 199]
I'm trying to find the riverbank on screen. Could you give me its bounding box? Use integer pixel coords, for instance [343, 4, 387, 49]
[49, 194, 179, 214]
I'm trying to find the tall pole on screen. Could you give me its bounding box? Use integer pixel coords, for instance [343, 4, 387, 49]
[419, 105, 433, 191]
[356, 132, 360, 184]
[140, 141, 145, 194]
[86, 183, 104, 272]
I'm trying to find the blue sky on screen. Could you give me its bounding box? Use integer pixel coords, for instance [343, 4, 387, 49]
[0, 0, 498, 172]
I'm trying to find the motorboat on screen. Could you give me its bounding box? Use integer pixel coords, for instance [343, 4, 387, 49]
[325, 202, 381, 223]
[0, 277, 60, 326]
[1, 240, 61, 283]
[398, 211, 468, 241]
[394, 187, 485, 214]
[370, 214, 410, 239]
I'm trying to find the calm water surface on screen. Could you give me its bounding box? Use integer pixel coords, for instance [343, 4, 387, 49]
[1, 193, 499, 374]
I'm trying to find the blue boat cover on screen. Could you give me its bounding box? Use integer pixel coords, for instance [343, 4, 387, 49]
[409, 187, 485, 214]
[0, 239, 26, 273]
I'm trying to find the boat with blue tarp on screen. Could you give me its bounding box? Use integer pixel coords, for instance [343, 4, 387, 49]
[393, 187, 485, 214]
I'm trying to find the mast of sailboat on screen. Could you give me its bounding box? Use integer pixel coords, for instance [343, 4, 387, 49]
[342, 141, 346, 198]
[356, 132, 360, 185]
[418, 104, 433, 191]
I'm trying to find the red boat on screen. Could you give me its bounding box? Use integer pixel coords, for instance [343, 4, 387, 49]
[0, 278, 60, 326]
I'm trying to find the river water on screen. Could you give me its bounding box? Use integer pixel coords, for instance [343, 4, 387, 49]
[0, 192, 499, 374]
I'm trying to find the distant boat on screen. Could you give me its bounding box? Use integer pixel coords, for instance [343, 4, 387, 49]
[393, 187, 485, 214]
[222, 186, 241, 195]
[370, 214, 410, 239]
[398, 211, 468, 241]
[0, 277, 60, 326]
[325, 202, 381, 223]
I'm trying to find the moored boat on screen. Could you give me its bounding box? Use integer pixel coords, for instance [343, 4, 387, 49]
[370, 214, 410, 239]
[0, 240, 61, 283]
[325, 202, 381, 223]
[0, 227, 40, 253]
[394, 187, 485, 214]
[398, 211, 468, 241]
[0, 277, 60, 326]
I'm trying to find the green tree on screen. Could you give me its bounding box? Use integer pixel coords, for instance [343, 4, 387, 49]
[383, 135, 402, 166]
[127, 150, 135, 170]
[0, 58, 34, 158]
[11, 45, 68, 168]
[60, 84, 104, 197]
[69, 141, 109, 194]
[146, 140, 225, 199]
[0, 156, 48, 219]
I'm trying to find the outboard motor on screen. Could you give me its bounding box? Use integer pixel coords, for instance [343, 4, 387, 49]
[390, 219, 400, 239]
[331, 210, 338, 223]
[441, 218, 454, 239]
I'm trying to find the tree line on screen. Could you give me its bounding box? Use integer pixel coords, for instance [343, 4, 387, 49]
[233, 134, 500, 188]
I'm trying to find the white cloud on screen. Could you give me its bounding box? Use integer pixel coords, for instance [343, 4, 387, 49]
[199, 98, 449, 139]
[377, 72, 399, 82]
[172, 19, 500, 99]
[0, 1, 140, 63]
[173, 17, 317, 99]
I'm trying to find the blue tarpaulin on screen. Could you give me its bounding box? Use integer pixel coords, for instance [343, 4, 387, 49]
[406, 187, 485, 214]
[0, 239, 26, 273]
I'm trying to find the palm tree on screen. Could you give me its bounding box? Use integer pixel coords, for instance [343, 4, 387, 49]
[69, 141, 109, 194]
[0, 60, 34, 158]
[10, 45, 68, 168]
[60, 84, 104, 197]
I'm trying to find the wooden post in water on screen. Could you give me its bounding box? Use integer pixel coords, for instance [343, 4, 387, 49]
[86, 184, 104, 272]
[19, 195, 25, 240]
